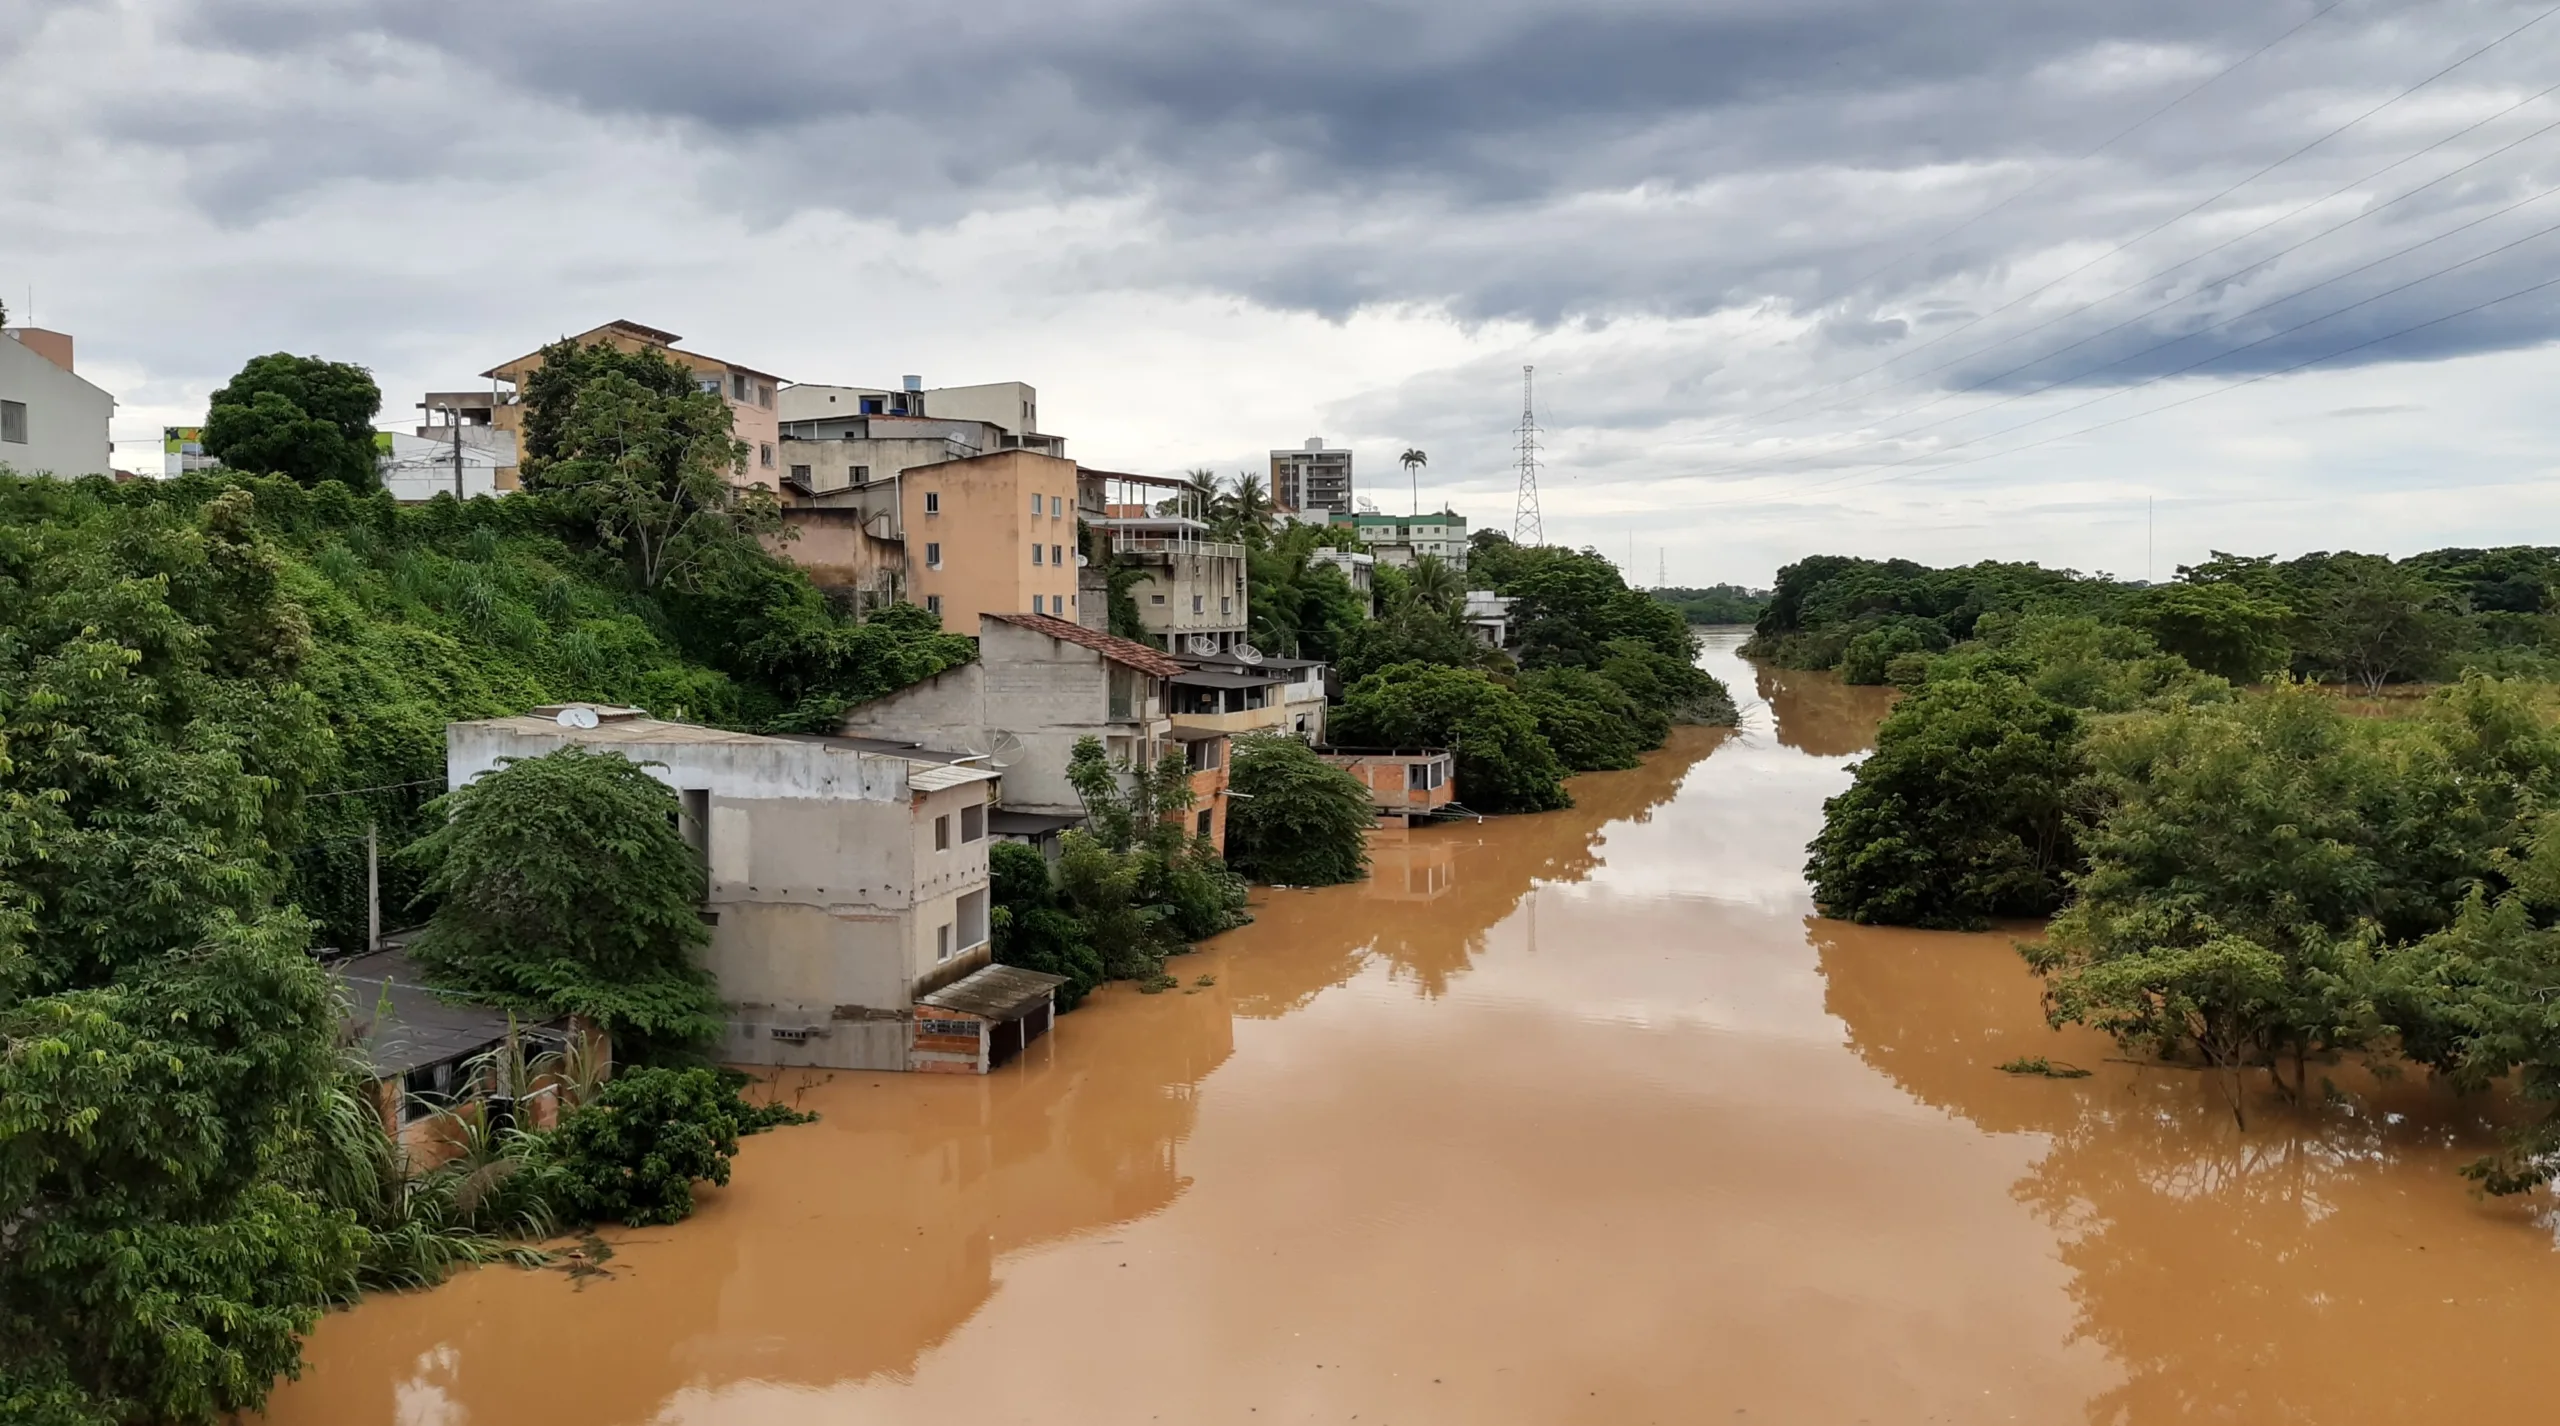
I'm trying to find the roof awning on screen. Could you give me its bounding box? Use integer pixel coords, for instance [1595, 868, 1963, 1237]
[1171, 669, 1287, 690]
[907, 762, 999, 792]
[917, 964, 1071, 1021]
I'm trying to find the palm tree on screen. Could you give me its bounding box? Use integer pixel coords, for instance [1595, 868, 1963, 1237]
[1228, 471, 1274, 533]
[1402, 551, 1463, 616]
[1184, 467, 1220, 522]
[1399, 448, 1428, 516]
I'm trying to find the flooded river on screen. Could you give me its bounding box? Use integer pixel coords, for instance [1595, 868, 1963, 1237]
[263, 631, 2560, 1425]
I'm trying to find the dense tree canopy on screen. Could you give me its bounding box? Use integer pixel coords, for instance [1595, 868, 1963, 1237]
[203, 353, 385, 491]
[1223, 733, 1376, 885]
[1332, 661, 1570, 814]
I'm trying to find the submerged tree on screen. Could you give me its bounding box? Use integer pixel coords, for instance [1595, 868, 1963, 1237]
[1224, 733, 1375, 885]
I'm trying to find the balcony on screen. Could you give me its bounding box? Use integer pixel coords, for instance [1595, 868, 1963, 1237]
[1111, 532, 1244, 562]
[1169, 704, 1289, 737]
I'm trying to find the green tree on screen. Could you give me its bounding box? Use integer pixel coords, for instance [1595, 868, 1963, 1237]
[1331, 661, 1569, 813]
[2121, 581, 2293, 684]
[1807, 672, 2084, 929]
[404, 746, 721, 1058]
[1398, 447, 1427, 515]
[202, 353, 384, 491]
[987, 840, 1105, 1007]
[1517, 666, 1650, 770]
[2298, 554, 2460, 692]
[519, 341, 779, 591]
[1224, 733, 1375, 885]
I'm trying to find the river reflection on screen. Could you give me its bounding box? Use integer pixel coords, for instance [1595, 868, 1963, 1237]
[262, 632, 2560, 1426]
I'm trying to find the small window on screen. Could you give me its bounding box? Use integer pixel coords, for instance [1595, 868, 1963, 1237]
[935, 814, 951, 851]
[789, 463, 811, 482]
[1050, 495, 1063, 518]
[1221, 596, 1232, 615]
[851, 464, 869, 482]
[758, 383, 773, 408]
[1033, 543, 1045, 566]
[1192, 594, 1204, 614]
[0, 401, 23, 444]
[924, 491, 940, 515]
[1052, 544, 1063, 567]
[1151, 593, 1166, 605]
[695, 376, 720, 396]
[759, 442, 775, 468]
[1408, 763, 1430, 790]
[961, 803, 985, 841]
[936, 923, 953, 963]
[926, 542, 942, 568]
[731, 373, 749, 401]
[958, 888, 989, 951]
[1031, 492, 1044, 515]
[926, 594, 943, 616]
[862, 396, 883, 414]
[1196, 809, 1214, 838]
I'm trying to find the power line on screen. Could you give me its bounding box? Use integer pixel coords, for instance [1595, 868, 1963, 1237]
[1720, 0, 2559, 434]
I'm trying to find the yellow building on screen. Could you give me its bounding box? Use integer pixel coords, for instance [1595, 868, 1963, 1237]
[469, 319, 785, 491]
[901, 449, 1081, 633]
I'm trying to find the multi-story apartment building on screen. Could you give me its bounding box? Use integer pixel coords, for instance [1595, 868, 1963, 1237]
[0, 326, 115, 479]
[471, 319, 785, 491]
[894, 450, 1081, 632]
[1078, 468, 1249, 654]
[445, 705, 1062, 1074]
[1332, 509, 1470, 570]
[779, 378, 1060, 458]
[1270, 436, 1353, 517]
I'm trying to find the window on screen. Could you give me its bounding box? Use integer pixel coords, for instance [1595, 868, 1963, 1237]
[936, 923, 953, 963]
[0, 401, 22, 444]
[924, 491, 940, 515]
[731, 373, 749, 401]
[1221, 595, 1232, 615]
[1408, 763, 1431, 791]
[1031, 492, 1044, 515]
[1108, 667, 1135, 720]
[759, 442, 774, 468]
[851, 464, 869, 482]
[862, 396, 884, 414]
[1187, 738, 1221, 772]
[1192, 594, 1204, 614]
[1196, 809, 1214, 838]
[695, 376, 721, 396]
[1051, 544, 1063, 567]
[926, 542, 942, 568]
[1033, 542, 1044, 566]
[935, 814, 951, 851]
[1150, 593, 1166, 605]
[957, 888, 989, 951]
[961, 803, 985, 841]
[758, 382, 773, 408]
[1050, 495, 1063, 518]
[926, 594, 943, 616]
[789, 463, 811, 482]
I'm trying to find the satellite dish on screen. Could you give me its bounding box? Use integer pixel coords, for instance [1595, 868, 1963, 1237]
[1233, 643, 1264, 665]
[987, 730, 1024, 770]
[1187, 633, 1220, 656]
[555, 705, 600, 730]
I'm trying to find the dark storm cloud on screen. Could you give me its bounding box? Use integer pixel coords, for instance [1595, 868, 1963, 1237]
[84, 0, 2560, 388]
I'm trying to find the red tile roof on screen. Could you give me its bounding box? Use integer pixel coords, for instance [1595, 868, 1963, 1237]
[981, 612, 1185, 678]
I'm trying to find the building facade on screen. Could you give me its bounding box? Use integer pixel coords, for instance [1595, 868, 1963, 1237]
[474, 320, 784, 491]
[781, 379, 1059, 458]
[1079, 468, 1249, 653]
[445, 707, 1004, 1073]
[1331, 510, 1469, 569]
[0, 327, 114, 479]
[836, 613, 1183, 819]
[900, 450, 1081, 632]
[379, 426, 514, 502]
[1270, 437, 1353, 517]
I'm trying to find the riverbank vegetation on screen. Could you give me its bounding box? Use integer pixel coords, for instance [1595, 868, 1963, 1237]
[1653, 582, 1770, 625]
[1787, 547, 2560, 1189]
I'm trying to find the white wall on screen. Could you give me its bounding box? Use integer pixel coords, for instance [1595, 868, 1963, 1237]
[0, 334, 114, 478]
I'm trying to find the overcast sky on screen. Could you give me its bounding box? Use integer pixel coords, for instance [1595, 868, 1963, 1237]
[6, 0, 2559, 586]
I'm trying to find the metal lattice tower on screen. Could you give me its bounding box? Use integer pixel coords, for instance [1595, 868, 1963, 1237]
[1512, 364, 1543, 546]
[1657, 549, 1668, 590]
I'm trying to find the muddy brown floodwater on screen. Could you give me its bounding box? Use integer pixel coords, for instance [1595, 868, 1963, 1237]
[261, 632, 2560, 1426]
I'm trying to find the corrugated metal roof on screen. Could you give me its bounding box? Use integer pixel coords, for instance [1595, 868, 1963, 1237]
[906, 762, 1000, 792]
[917, 964, 1071, 1021]
[331, 948, 557, 1078]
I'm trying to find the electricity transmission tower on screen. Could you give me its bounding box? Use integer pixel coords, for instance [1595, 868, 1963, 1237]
[1657, 549, 1668, 590]
[1512, 365, 1543, 546]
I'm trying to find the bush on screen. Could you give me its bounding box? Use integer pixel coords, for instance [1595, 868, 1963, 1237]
[988, 840, 1106, 1008]
[1517, 666, 1649, 770]
[1224, 733, 1376, 884]
[540, 1067, 808, 1228]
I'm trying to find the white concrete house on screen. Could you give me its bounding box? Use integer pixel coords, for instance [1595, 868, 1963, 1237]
[445, 707, 1063, 1074]
[0, 328, 115, 479]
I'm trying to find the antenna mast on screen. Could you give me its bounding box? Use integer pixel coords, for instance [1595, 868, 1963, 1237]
[1513, 364, 1543, 546]
[1657, 548, 1667, 590]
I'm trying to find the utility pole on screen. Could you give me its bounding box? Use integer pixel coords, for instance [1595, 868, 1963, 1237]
[1513, 365, 1543, 546]
[451, 417, 464, 501]
[365, 821, 381, 953]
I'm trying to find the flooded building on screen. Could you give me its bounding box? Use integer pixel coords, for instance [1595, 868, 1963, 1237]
[445, 705, 1006, 1073]
[1318, 747, 1459, 825]
[333, 945, 586, 1161]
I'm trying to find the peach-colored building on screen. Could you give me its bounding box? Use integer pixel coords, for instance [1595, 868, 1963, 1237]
[902, 449, 1081, 633]
[473, 319, 784, 491]
[1318, 747, 1458, 826]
